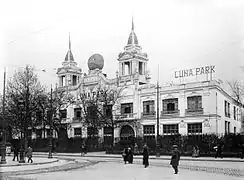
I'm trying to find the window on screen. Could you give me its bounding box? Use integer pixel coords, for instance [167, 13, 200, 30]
[163, 124, 179, 135]
[60, 109, 67, 119]
[72, 75, 77, 86]
[36, 129, 42, 139]
[61, 76, 65, 87]
[234, 106, 236, 120]
[121, 103, 133, 114]
[104, 127, 113, 136]
[87, 127, 98, 136]
[74, 108, 81, 119]
[234, 127, 236, 134]
[224, 100, 230, 117]
[74, 128, 82, 136]
[225, 121, 230, 134]
[143, 125, 155, 135]
[143, 100, 155, 115]
[104, 105, 113, 118]
[162, 98, 178, 113]
[139, 62, 143, 75]
[187, 96, 202, 110]
[187, 123, 202, 134]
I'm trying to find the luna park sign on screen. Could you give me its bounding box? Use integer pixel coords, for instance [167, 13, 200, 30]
[174, 65, 215, 79]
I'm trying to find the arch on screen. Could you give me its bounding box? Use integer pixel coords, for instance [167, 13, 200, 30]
[120, 125, 135, 140]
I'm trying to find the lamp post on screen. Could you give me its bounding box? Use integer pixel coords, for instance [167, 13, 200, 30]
[18, 98, 25, 163]
[0, 67, 6, 164]
[48, 85, 53, 159]
[155, 81, 160, 157]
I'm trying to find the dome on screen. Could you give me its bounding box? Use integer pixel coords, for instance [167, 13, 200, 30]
[88, 54, 104, 70]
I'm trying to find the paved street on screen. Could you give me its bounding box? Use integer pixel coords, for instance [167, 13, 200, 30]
[1, 152, 244, 180]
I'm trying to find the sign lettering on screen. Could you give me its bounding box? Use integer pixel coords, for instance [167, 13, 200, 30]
[174, 65, 215, 78]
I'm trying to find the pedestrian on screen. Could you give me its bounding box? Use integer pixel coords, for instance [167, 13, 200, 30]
[170, 145, 181, 174]
[26, 146, 33, 163]
[127, 147, 133, 164]
[241, 144, 244, 159]
[122, 147, 128, 164]
[12, 146, 19, 161]
[215, 143, 223, 158]
[81, 142, 86, 156]
[142, 144, 149, 168]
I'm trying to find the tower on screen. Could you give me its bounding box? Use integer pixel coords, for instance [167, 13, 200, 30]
[118, 18, 150, 85]
[57, 34, 82, 88]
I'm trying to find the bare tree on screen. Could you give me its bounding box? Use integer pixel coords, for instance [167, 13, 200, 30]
[5, 65, 46, 148]
[227, 80, 244, 103]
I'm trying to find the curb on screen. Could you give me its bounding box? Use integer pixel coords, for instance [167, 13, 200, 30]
[33, 153, 244, 163]
[0, 158, 59, 167]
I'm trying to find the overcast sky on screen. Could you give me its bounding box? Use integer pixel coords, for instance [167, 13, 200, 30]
[1, 0, 244, 93]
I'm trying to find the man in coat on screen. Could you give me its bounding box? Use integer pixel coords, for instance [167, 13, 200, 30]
[170, 145, 181, 174]
[142, 144, 149, 168]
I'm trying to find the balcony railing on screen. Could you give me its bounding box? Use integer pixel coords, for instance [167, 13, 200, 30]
[141, 111, 156, 117]
[185, 108, 203, 115]
[120, 113, 136, 119]
[161, 110, 179, 117]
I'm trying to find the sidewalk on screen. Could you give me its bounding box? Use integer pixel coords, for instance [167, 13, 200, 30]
[34, 151, 244, 162]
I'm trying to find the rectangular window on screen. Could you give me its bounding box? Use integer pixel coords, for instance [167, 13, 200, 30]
[61, 76, 65, 87]
[74, 128, 82, 136]
[104, 105, 113, 118]
[104, 127, 113, 136]
[234, 106, 236, 120]
[187, 123, 202, 135]
[143, 125, 155, 135]
[143, 100, 155, 115]
[234, 127, 236, 134]
[72, 75, 77, 86]
[121, 103, 133, 114]
[74, 108, 81, 118]
[139, 61, 143, 75]
[163, 124, 179, 135]
[187, 96, 202, 110]
[60, 109, 67, 119]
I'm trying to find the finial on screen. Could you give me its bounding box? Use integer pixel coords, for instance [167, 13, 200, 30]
[132, 17, 134, 31]
[69, 33, 71, 50]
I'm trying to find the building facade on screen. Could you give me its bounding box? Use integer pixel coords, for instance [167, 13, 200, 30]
[54, 21, 243, 143]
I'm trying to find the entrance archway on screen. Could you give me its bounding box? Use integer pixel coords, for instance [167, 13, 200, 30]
[120, 125, 135, 141]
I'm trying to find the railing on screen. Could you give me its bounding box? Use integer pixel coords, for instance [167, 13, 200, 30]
[161, 110, 179, 117]
[141, 111, 156, 117]
[185, 108, 203, 115]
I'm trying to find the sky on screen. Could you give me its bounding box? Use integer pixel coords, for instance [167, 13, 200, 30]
[1, 0, 244, 93]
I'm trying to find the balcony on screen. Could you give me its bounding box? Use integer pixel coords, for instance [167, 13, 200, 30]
[141, 111, 156, 119]
[115, 113, 137, 120]
[161, 110, 179, 118]
[185, 108, 203, 115]
[72, 117, 82, 122]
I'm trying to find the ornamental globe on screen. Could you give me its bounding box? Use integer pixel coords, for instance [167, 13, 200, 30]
[88, 54, 104, 70]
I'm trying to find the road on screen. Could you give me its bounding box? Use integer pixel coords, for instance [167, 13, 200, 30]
[4, 154, 244, 180]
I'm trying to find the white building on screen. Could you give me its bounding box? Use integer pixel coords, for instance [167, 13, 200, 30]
[55, 21, 243, 142]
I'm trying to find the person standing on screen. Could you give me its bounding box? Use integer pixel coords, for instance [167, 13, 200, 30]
[170, 145, 181, 174]
[26, 146, 33, 163]
[12, 146, 19, 161]
[122, 147, 129, 164]
[127, 147, 133, 164]
[142, 144, 149, 168]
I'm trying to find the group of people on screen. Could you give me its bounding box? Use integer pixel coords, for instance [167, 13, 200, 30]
[122, 144, 180, 173]
[12, 145, 33, 163]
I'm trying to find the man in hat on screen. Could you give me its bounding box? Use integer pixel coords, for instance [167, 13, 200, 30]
[170, 145, 181, 174]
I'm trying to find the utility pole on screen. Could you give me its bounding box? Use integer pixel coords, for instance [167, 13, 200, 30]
[48, 85, 53, 158]
[1, 67, 6, 164]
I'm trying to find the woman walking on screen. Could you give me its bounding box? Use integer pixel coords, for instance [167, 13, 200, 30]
[142, 144, 149, 168]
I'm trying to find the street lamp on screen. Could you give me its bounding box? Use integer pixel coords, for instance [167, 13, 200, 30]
[18, 98, 25, 163]
[155, 81, 160, 157]
[0, 67, 6, 164]
[48, 85, 53, 159]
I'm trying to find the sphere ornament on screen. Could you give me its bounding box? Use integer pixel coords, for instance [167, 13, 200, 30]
[88, 54, 104, 70]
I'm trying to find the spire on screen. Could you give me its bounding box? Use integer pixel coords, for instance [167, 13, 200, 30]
[132, 17, 134, 31]
[69, 33, 71, 50]
[65, 33, 74, 61]
[127, 17, 138, 45]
